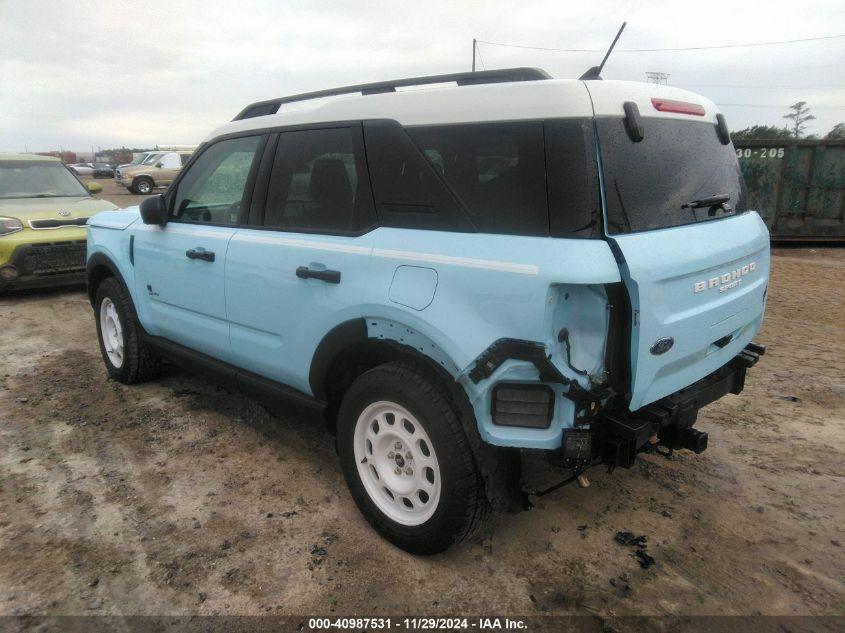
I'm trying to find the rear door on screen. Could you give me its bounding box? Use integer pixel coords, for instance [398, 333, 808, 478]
[133, 135, 264, 360]
[587, 83, 770, 411]
[225, 125, 377, 395]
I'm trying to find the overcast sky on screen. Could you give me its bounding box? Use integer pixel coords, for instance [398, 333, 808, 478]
[1, 0, 843, 152]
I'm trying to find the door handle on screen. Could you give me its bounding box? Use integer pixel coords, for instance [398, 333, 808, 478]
[296, 266, 341, 284]
[186, 248, 215, 262]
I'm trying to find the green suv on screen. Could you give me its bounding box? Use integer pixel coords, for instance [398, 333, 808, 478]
[0, 154, 118, 291]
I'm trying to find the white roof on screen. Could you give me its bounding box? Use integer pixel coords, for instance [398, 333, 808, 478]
[206, 79, 719, 142]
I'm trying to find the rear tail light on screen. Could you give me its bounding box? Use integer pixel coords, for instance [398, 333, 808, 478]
[651, 98, 706, 116]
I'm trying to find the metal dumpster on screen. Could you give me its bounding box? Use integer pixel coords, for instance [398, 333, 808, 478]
[735, 139, 845, 241]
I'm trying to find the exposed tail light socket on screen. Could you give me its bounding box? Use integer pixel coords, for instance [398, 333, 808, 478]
[651, 98, 706, 116]
[491, 383, 554, 429]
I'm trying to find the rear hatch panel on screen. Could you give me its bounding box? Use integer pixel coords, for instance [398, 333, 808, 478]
[585, 81, 770, 411]
[610, 213, 769, 410]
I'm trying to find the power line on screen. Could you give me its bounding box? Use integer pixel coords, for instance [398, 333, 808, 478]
[476, 43, 487, 70]
[476, 33, 844, 53]
[716, 103, 845, 109]
[683, 84, 845, 89]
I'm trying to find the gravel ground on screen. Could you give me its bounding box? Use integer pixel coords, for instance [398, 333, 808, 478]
[0, 247, 843, 619]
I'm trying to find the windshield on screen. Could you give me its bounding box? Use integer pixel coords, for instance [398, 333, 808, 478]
[131, 153, 149, 165]
[598, 118, 746, 234]
[0, 161, 89, 199]
[142, 153, 164, 165]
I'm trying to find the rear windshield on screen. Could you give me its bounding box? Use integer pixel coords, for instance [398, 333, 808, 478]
[597, 117, 746, 234]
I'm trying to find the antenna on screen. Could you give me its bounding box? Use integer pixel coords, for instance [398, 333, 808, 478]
[579, 22, 627, 80]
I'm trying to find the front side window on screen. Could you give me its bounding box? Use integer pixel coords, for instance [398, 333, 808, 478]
[0, 161, 89, 199]
[264, 127, 375, 233]
[170, 135, 261, 225]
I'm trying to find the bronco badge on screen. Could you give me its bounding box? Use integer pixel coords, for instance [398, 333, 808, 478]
[694, 261, 757, 294]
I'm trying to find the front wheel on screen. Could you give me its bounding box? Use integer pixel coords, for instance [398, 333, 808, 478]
[94, 277, 161, 384]
[337, 361, 487, 554]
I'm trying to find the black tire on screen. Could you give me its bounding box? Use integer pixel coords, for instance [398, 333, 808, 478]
[337, 361, 487, 554]
[132, 177, 154, 195]
[94, 277, 161, 384]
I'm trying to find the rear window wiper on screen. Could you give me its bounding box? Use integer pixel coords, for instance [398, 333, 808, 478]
[682, 194, 732, 216]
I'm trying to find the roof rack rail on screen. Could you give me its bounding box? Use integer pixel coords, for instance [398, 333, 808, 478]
[232, 67, 551, 121]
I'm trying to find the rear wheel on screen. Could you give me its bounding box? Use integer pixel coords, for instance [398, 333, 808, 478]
[337, 361, 487, 554]
[94, 277, 161, 384]
[133, 177, 154, 194]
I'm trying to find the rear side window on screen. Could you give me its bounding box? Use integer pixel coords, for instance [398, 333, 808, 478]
[406, 122, 548, 236]
[364, 120, 471, 232]
[264, 126, 375, 233]
[597, 117, 746, 234]
[545, 120, 601, 238]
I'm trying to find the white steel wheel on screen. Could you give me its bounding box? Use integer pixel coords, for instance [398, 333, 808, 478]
[353, 400, 441, 526]
[99, 297, 124, 368]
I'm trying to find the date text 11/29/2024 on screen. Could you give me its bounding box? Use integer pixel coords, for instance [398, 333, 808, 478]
[308, 617, 528, 630]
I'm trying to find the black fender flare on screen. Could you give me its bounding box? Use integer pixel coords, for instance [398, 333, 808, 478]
[308, 317, 524, 513]
[86, 252, 128, 307]
[308, 318, 367, 400]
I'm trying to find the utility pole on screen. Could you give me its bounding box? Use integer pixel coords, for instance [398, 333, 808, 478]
[472, 38, 476, 72]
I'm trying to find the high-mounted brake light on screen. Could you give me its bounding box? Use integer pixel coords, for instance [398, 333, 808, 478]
[651, 98, 706, 116]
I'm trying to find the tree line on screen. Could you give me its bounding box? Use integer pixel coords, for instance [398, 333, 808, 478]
[732, 102, 844, 140]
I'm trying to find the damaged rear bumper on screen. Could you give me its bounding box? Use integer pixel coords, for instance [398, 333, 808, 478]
[565, 343, 765, 470]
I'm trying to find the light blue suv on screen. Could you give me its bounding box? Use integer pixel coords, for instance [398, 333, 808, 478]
[86, 68, 769, 554]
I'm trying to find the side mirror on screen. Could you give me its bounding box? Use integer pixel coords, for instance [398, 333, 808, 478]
[155, 162, 163, 168]
[86, 182, 103, 194]
[139, 194, 168, 225]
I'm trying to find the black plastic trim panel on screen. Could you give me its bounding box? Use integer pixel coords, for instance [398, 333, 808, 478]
[491, 383, 554, 429]
[144, 336, 326, 423]
[308, 319, 367, 400]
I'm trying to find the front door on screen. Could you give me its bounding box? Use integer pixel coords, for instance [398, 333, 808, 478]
[133, 134, 264, 360]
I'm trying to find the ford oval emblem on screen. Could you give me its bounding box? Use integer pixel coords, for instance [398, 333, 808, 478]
[650, 337, 674, 355]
